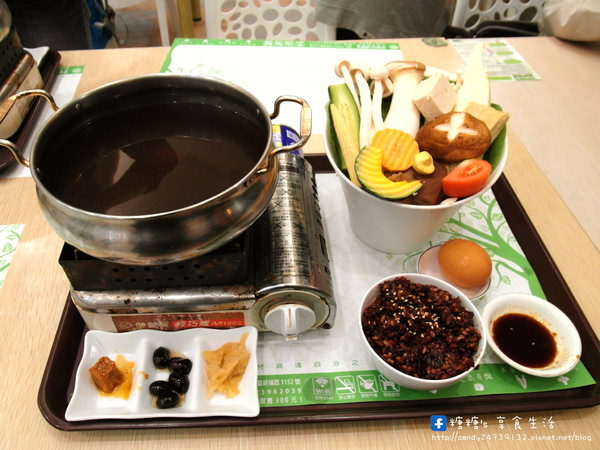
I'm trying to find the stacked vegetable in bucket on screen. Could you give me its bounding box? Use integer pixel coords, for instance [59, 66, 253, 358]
[327, 43, 510, 206]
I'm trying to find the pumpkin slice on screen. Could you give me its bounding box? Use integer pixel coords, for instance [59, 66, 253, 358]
[355, 146, 422, 199]
[371, 128, 420, 171]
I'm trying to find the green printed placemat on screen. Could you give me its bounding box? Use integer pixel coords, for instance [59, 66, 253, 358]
[256, 175, 594, 407]
[450, 38, 540, 81]
[161, 39, 402, 137]
[0, 224, 25, 290]
[157, 39, 592, 408]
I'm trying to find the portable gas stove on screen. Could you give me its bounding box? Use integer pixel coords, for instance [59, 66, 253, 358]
[60, 153, 335, 340]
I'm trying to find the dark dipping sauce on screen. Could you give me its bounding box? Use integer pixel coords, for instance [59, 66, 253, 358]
[39, 102, 265, 216]
[492, 313, 557, 368]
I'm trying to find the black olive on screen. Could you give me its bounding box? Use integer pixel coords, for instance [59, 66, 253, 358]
[156, 391, 179, 409]
[152, 347, 170, 369]
[168, 372, 189, 394]
[149, 380, 173, 397]
[168, 357, 192, 375]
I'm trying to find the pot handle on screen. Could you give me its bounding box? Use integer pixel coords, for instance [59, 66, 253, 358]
[269, 95, 312, 151]
[0, 89, 60, 167]
[255, 95, 311, 176]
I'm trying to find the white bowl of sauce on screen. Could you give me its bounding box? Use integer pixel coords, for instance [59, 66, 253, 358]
[482, 293, 581, 377]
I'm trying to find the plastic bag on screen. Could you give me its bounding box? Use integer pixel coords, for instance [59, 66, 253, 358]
[541, 0, 600, 41]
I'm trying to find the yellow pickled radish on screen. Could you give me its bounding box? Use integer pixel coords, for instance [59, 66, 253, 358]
[371, 128, 419, 171]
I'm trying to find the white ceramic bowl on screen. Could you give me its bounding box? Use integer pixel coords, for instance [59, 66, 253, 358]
[324, 97, 508, 254]
[358, 273, 487, 390]
[482, 293, 582, 377]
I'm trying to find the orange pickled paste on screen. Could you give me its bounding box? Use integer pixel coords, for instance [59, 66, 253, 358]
[89, 355, 135, 399]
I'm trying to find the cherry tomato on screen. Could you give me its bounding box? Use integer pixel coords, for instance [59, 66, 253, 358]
[441, 159, 492, 198]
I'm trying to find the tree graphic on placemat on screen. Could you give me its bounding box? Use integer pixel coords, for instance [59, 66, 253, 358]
[400, 194, 544, 298]
[442, 194, 543, 297]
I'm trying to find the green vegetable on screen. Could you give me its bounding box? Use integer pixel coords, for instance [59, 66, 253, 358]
[328, 83, 361, 185]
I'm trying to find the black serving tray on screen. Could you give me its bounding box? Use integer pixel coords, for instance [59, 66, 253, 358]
[37, 155, 600, 430]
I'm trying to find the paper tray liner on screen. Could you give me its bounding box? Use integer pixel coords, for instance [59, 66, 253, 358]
[37, 156, 600, 430]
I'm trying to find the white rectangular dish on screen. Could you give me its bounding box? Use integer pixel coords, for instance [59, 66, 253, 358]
[65, 327, 259, 421]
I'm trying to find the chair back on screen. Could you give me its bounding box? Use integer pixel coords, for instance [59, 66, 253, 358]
[451, 0, 546, 32]
[202, 0, 335, 41]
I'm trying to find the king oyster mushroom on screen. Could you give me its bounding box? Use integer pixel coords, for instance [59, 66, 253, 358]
[384, 61, 426, 137]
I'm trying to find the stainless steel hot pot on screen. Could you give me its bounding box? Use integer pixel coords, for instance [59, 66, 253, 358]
[0, 74, 311, 265]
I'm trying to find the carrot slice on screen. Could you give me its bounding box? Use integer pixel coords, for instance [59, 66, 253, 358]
[441, 159, 492, 198]
[372, 128, 419, 171]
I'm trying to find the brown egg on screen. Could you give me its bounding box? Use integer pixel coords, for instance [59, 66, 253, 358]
[438, 239, 492, 288]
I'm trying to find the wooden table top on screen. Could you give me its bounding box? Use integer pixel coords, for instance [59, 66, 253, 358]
[1, 37, 599, 449]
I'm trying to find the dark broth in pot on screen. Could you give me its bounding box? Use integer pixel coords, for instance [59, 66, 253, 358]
[40, 102, 266, 216]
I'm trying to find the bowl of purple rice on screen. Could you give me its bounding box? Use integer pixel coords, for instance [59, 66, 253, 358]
[359, 273, 486, 390]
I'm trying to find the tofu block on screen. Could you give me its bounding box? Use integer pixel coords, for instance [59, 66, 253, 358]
[412, 72, 457, 122]
[463, 102, 510, 141]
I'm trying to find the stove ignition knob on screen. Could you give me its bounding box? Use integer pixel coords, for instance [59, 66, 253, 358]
[264, 304, 316, 341]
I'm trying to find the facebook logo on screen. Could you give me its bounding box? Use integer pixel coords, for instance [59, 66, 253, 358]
[430, 415, 447, 431]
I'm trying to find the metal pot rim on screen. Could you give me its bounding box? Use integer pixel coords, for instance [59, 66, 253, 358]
[29, 73, 275, 220]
